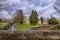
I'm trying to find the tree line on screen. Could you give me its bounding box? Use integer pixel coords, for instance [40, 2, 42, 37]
[0, 9, 59, 25]
[0, 0, 60, 26]
[12, 9, 59, 25]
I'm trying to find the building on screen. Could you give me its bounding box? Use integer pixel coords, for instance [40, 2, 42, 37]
[38, 20, 48, 24]
[23, 16, 30, 24]
[24, 17, 48, 24]
[2, 16, 48, 24]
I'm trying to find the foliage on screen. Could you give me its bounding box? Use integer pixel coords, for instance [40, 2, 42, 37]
[0, 18, 2, 22]
[13, 10, 24, 24]
[0, 23, 9, 30]
[40, 17, 44, 24]
[29, 10, 38, 25]
[48, 17, 59, 25]
[51, 25, 60, 30]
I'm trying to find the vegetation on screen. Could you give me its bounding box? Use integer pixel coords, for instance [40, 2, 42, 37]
[15, 24, 40, 30]
[40, 17, 44, 24]
[0, 22, 8, 30]
[48, 17, 59, 25]
[0, 22, 48, 30]
[51, 25, 60, 30]
[0, 18, 2, 27]
[13, 10, 24, 24]
[29, 10, 38, 25]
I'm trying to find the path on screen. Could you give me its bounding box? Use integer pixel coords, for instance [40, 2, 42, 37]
[11, 24, 17, 31]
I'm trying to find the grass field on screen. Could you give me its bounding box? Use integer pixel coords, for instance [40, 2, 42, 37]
[0, 23, 48, 30]
[0, 23, 8, 29]
[15, 24, 48, 30]
[15, 24, 41, 30]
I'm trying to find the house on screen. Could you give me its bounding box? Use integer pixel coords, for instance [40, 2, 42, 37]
[23, 16, 30, 24]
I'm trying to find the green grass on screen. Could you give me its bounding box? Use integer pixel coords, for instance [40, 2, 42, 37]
[15, 24, 41, 30]
[0, 22, 8, 27]
[0, 23, 8, 30]
[0, 23, 41, 30]
[0, 22, 48, 30]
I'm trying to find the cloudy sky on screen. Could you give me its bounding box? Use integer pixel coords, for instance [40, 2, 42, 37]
[1, 0, 60, 19]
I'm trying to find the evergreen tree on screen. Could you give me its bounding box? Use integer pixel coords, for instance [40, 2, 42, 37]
[29, 10, 38, 25]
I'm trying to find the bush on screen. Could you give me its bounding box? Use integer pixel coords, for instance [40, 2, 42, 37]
[51, 25, 60, 30]
[48, 17, 59, 25]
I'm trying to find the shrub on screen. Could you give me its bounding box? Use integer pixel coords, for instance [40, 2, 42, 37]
[51, 25, 60, 30]
[48, 17, 59, 25]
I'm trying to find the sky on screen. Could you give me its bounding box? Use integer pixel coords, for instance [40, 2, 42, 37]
[0, 0, 60, 19]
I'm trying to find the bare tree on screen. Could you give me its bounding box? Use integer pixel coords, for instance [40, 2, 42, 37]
[13, 10, 24, 24]
[0, 0, 15, 14]
[54, 0, 60, 14]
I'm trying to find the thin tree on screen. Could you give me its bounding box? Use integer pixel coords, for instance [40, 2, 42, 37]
[40, 17, 44, 24]
[0, 18, 2, 27]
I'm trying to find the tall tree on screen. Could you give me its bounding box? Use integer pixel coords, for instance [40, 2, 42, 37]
[40, 17, 44, 24]
[29, 10, 38, 25]
[13, 10, 24, 24]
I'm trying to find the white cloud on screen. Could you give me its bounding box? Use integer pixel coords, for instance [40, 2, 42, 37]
[6, 0, 21, 4]
[29, 4, 35, 9]
[0, 10, 12, 19]
[41, 4, 55, 18]
[34, 6, 42, 12]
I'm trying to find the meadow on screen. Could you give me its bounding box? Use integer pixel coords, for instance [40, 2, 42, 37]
[0, 23, 49, 30]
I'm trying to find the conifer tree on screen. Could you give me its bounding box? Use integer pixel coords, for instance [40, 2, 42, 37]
[29, 10, 38, 25]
